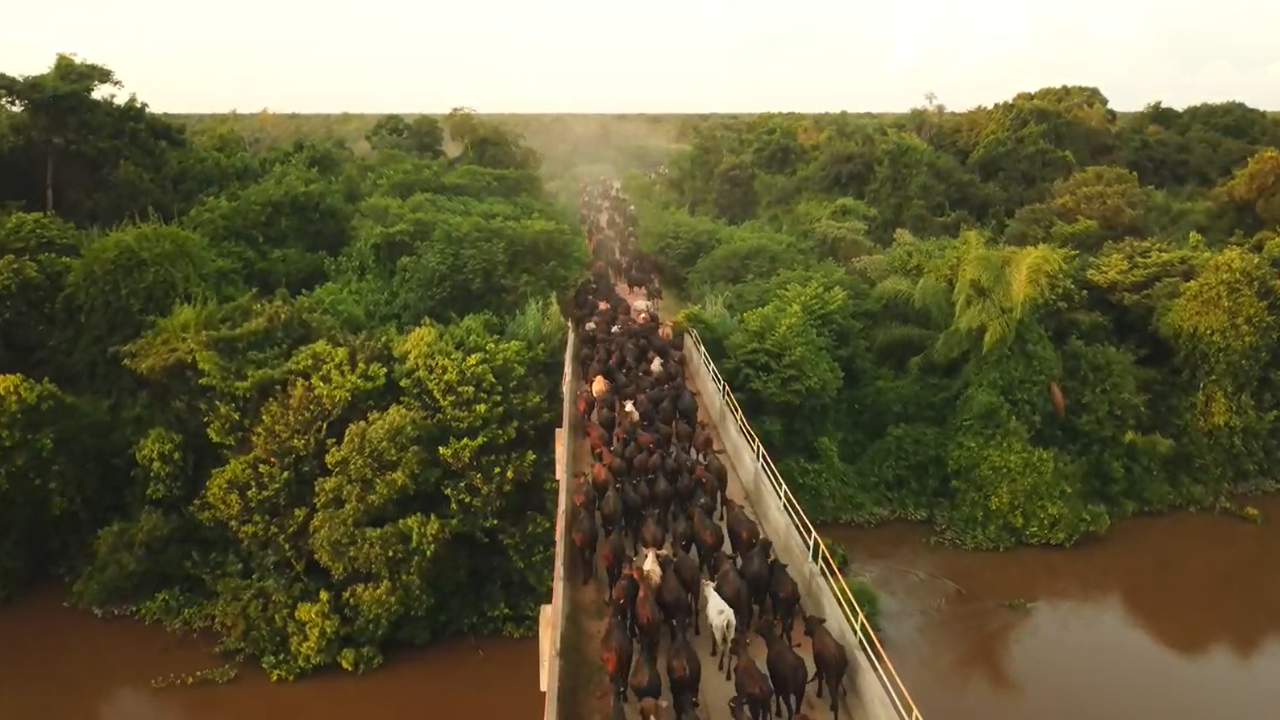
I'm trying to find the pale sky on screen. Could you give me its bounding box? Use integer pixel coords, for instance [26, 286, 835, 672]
[4, 1, 1280, 114]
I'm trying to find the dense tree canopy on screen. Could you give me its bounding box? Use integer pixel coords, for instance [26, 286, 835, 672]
[635, 88, 1280, 549]
[5, 52, 1279, 677]
[0, 55, 587, 679]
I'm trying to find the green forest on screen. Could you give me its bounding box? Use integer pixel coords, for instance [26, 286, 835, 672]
[5, 50, 1280, 681]
[0, 55, 587, 679]
[634, 89, 1280, 550]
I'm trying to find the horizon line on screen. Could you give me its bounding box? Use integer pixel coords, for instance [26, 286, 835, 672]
[155, 106, 1280, 116]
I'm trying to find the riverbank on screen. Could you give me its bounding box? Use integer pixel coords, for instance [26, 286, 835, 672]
[0, 587, 544, 720]
[824, 494, 1280, 720]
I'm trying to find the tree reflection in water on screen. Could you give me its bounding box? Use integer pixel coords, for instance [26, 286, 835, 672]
[824, 494, 1280, 719]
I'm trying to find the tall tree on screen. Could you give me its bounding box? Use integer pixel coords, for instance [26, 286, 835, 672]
[0, 54, 120, 213]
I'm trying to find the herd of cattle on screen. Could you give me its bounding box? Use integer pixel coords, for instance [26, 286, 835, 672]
[580, 180, 663, 305]
[567, 181, 855, 720]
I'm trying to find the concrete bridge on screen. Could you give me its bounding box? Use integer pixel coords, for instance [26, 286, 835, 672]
[538, 324, 925, 720]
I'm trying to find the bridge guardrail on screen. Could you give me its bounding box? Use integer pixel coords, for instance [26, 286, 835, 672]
[543, 322, 578, 720]
[686, 327, 924, 720]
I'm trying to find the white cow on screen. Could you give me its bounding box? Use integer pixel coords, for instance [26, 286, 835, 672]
[702, 579, 737, 675]
[641, 547, 663, 587]
[649, 356, 664, 376]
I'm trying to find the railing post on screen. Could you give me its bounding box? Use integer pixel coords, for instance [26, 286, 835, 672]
[718, 381, 727, 430]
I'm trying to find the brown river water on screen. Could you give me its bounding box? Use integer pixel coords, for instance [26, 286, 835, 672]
[4, 495, 1279, 720]
[826, 494, 1280, 720]
[0, 588, 543, 720]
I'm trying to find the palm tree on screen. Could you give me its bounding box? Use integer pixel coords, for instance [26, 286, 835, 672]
[870, 273, 952, 368]
[941, 237, 1070, 358]
[871, 235, 1070, 368]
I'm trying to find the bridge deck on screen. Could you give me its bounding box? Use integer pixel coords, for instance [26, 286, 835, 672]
[558, 334, 832, 720]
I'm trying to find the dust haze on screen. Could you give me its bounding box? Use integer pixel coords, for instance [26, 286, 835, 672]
[171, 112, 693, 202]
[482, 114, 689, 200]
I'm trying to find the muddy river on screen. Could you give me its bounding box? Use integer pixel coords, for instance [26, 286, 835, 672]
[827, 494, 1280, 720]
[4, 494, 1279, 720]
[0, 588, 543, 720]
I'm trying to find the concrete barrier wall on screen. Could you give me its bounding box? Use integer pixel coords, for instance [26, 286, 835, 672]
[683, 330, 924, 720]
[541, 323, 579, 720]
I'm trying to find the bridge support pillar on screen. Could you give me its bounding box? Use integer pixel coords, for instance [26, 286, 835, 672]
[539, 603, 553, 693]
[554, 428, 565, 484]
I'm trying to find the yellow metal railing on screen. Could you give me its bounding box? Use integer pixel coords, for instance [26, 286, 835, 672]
[686, 328, 924, 720]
